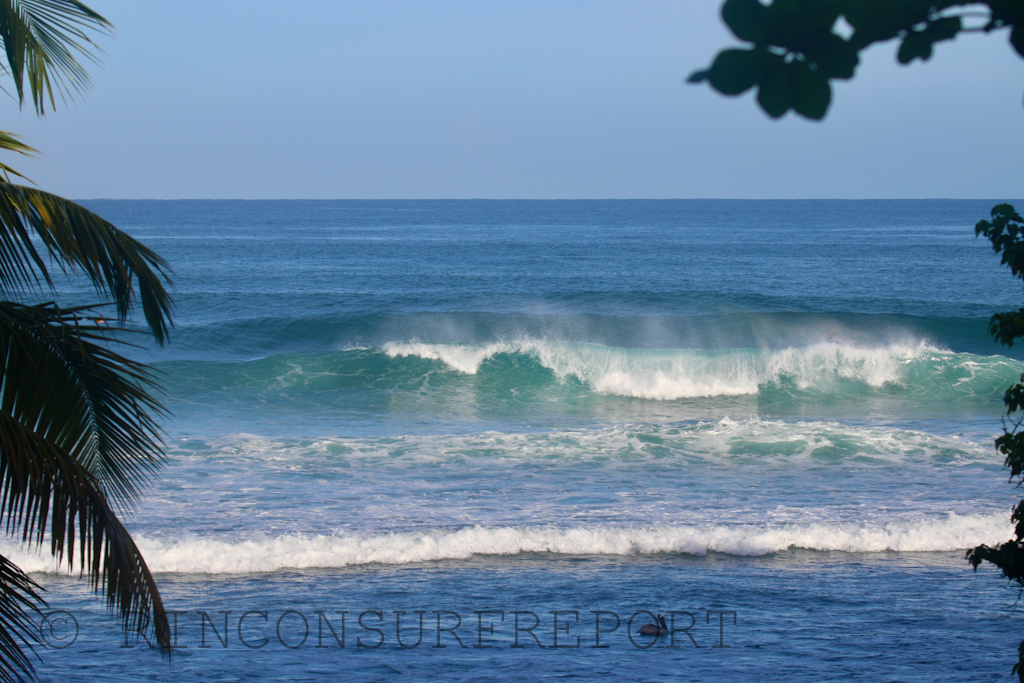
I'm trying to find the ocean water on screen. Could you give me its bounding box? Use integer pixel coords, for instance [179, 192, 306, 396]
[20, 199, 1024, 681]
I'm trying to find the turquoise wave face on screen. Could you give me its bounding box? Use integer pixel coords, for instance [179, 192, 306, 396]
[157, 341, 1022, 434]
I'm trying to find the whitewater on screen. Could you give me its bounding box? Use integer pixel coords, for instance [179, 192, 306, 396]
[30, 199, 1024, 682]
[382, 338, 1016, 398]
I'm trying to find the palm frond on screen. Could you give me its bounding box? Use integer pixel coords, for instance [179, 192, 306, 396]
[0, 554, 44, 683]
[0, 411, 170, 656]
[0, 0, 109, 115]
[0, 132, 33, 158]
[0, 2, 173, 676]
[0, 183, 173, 344]
[0, 130, 35, 184]
[0, 301, 166, 510]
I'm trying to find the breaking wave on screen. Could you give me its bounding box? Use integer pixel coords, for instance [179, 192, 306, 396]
[5, 514, 1009, 575]
[160, 340, 1022, 407]
[383, 339, 1014, 401]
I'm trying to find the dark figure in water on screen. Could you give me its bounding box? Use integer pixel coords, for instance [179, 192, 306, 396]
[637, 614, 668, 636]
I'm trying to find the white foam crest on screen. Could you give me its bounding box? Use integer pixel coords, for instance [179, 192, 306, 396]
[531, 343, 760, 399]
[384, 341, 515, 374]
[765, 342, 913, 390]
[3, 514, 1007, 575]
[382, 340, 948, 400]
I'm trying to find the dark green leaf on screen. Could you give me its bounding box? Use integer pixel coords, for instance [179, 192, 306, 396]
[757, 61, 798, 118]
[794, 63, 831, 119]
[898, 16, 962, 64]
[989, 309, 1024, 348]
[927, 16, 962, 43]
[771, 0, 843, 40]
[686, 68, 709, 84]
[721, 0, 770, 44]
[976, 203, 1024, 280]
[806, 32, 859, 79]
[898, 32, 933, 64]
[844, 0, 935, 47]
[706, 47, 782, 96]
[1012, 25, 1024, 59]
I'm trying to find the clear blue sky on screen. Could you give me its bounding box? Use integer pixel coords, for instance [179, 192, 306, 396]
[8, 0, 1024, 199]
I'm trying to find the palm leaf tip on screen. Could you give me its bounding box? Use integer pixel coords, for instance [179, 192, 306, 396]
[0, 130, 35, 184]
[0, 184, 174, 344]
[0, 0, 111, 115]
[0, 414, 171, 659]
[0, 555, 46, 683]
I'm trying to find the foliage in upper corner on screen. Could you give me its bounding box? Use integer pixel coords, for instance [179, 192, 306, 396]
[688, 0, 1024, 120]
[0, 0, 110, 115]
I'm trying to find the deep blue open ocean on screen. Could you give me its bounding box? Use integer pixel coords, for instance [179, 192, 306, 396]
[19, 199, 1024, 681]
